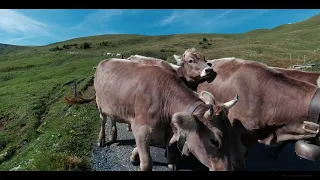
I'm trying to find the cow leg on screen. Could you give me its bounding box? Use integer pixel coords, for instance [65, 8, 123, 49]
[109, 118, 118, 143]
[132, 124, 153, 171]
[98, 113, 107, 147]
[166, 144, 178, 171]
[127, 124, 132, 132]
[230, 151, 247, 171]
[130, 147, 140, 166]
[231, 134, 248, 171]
[233, 154, 247, 171]
[268, 141, 288, 160]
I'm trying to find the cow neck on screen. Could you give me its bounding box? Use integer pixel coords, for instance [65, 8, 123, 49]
[176, 67, 198, 91]
[248, 86, 320, 145]
[238, 77, 318, 145]
[186, 101, 204, 114]
[176, 100, 205, 154]
[259, 75, 316, 126]
[176, 65, 184, 79]
[275, 80, 320, 139]
[305, 88, 320, 136]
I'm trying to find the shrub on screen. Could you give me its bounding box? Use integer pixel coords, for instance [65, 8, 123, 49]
[49, 46, 62, 51]
[99, 41, 109, 46]
[81, 42, 91, 49]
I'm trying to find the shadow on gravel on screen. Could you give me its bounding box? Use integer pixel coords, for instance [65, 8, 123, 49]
[116, 139, 136, 146]
[153, 161, 167, 166]
[176, 155, 208, 171]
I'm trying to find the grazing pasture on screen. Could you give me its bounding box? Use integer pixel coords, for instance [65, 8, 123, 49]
[1, 15, 320, 170]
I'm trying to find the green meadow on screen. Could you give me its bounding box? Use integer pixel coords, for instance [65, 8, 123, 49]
[1, 14, 320, 170]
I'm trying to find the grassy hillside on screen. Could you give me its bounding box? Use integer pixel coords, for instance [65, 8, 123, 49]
[1, 14, 320, 171]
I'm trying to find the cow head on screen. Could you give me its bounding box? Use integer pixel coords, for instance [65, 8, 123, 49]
[173, 48, 216, 83]
[169, 92, 238, 171]
[200, 91, 238, 117]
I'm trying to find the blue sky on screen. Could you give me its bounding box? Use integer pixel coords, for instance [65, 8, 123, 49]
[0, 9, 320, 46]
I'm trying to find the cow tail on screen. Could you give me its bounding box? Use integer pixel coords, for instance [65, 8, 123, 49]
[64, 94, 96, 105]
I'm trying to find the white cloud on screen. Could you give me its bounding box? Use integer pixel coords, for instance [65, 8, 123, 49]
[206, 10, 270, 27]
[84, 9, 123, 24]
[0, 9, 60, 41]
[70, 9, 123, 33]
[158, 9, 270, 31]
[4, 35, 35, 44]
[159, 10, 200, 26]
[161, 14, 178, 26]
[216, 10, 233, 19]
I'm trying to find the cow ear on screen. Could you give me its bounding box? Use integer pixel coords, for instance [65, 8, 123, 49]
[170, 113, 183, 145]
[170, 113, 192, 156]
[173, 54, 182, 65]
[182, 145, 190, 156]
[199, 91, 216, 105]
[169, 133, 179, 145]
[170, 112, 197, 145]
[169, 132, 190, 156]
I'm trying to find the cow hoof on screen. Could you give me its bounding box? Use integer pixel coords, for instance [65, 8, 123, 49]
[98, 139, 105, 147]
[108, 137, 117, 144]
[168, 164, 176, 171]
[130, 159, 140, 166]
[109, 128, 118, 143]
[108, 136, 117, 143]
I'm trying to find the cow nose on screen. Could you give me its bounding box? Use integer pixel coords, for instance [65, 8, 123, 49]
[205, 68, 214, 74]
[207, 63, 212, 67]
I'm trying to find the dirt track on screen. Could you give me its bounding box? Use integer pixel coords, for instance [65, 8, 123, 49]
[91, 119, 320, 171]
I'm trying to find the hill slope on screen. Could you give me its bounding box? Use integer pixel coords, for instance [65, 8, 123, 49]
[1, 14, 320, 171]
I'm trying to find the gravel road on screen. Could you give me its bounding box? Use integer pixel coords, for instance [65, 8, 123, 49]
[91, 119, 320, 171]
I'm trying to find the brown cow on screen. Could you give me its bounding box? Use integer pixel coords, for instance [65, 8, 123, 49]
[122, 49, 215, 133]
[89, 49, 215, 142]
[129, 48, 216, 83]
[128, 55, 179, 72]
[171, 56, 320, 162]
[172, 49, 216, 91]
[125, 55, 179, 132]
[126, 54, 213, 132]
[192, 57, 320, 169]
[171, 56, 320, 161]
[262, 67, 320, 159]
[65, 58, 238, 171]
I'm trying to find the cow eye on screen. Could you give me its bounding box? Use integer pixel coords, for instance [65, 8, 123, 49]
[210, 139, 219, 147]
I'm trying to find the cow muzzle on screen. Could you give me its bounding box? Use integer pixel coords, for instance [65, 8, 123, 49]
[200, 67, 215, 78]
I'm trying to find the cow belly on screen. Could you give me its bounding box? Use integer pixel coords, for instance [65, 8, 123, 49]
[96, 93, 133, 124]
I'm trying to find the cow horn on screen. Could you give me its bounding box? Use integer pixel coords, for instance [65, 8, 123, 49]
[168, 62, 180, 70]
[204, 104, 213, 118]
[173, 54, 182, 65]
[223, 95, 238, 109]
